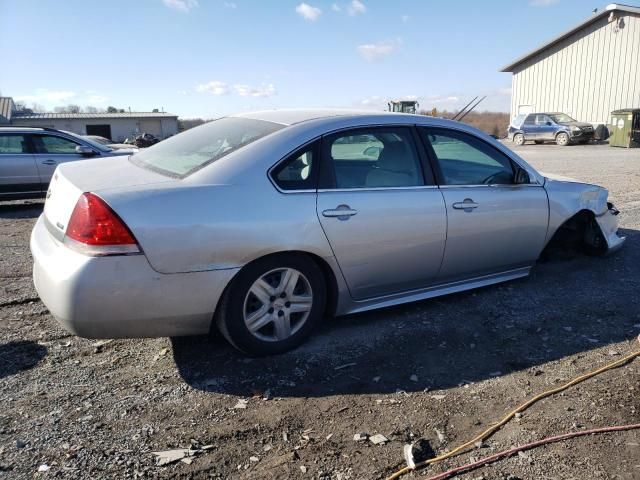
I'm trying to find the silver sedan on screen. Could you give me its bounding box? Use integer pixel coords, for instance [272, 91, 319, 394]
[31, 110, 625, 355]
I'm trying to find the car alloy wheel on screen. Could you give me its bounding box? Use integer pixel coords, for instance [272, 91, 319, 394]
[243, 268, 313, 342]
[556, 132, 569, 146]
[513, 133, 524, 146]
[215, 254, 326, 355]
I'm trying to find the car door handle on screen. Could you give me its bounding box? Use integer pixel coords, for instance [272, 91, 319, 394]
[452, 199, 479, 211]
[322, 205, 358, 220]
[41, 159, 57, 165]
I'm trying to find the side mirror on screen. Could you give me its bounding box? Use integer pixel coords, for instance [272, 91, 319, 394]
[546, 121, 552, 126]
[76, 145, 96, 156]
[515, 168, 531, 184]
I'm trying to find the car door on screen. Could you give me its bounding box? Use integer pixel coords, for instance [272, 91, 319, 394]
[521, 114, 538, 140]
[31, 134, 94, 188]
[0, 133, 41, 198]
[418, 127, 549, 282]
[536, 114, 556, 141]
[316, 126, 447, 300]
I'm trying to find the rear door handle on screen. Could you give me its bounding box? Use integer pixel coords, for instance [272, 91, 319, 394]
[42, 159, 57, 165]
[322, 205, 358, 220]
[452, 199, 479, 211]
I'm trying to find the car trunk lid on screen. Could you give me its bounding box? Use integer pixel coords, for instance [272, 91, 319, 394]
[43, 156, 174, 239]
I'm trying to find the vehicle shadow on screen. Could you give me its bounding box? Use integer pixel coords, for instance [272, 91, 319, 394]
[0, 341, 47, 380]
[0, 201, 44, 219]
[172, 228, 640, 398]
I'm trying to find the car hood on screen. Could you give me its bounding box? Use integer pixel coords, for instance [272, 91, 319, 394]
[107, 147, 138, 155]
[557, 121, 592, 128]
[541, 171, 582, 183]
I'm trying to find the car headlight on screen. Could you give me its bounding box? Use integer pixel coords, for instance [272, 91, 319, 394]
[571, 126, 581, 133]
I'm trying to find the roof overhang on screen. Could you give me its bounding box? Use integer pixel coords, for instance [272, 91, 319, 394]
[500, 3, 640, 72]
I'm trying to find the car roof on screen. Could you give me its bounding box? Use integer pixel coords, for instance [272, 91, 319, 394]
[0, 126, 62, 133]
[231, 108, 413, 126]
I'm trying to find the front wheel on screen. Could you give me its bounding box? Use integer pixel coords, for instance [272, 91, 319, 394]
[556, 132, 570, 146]
[215, 254, 326, 356]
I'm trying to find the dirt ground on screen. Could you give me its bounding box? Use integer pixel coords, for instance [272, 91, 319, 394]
[1, 142, 639, 479]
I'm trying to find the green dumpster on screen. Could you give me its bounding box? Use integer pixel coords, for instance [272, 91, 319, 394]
[610, 109, 640, 148]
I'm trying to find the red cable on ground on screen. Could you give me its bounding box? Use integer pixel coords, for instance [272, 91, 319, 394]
[423, 423, 640, 480]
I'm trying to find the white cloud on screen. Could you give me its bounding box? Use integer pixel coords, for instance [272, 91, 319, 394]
[295, 3, 322, 21]
[16, 89, 76, 104]
[347, 0, 366, 15]
[224, 1, 237, 7]
[530, 0, 559, 6]
[162, 0, 198, 12]
[356, 40, 397, 61]
[233, 83, 276, 97]
[14, 89, 112, 108]
[196, 81, 229, 95]
[331, 3, 341, 11]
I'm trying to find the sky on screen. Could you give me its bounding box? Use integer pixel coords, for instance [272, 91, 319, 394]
[0, 0, 624, 118]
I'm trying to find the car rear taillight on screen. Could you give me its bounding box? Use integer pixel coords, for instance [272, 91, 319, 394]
[64, 192, 141, 256]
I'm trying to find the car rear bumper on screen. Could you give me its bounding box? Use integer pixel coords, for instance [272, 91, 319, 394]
[30, 215, 238, 339]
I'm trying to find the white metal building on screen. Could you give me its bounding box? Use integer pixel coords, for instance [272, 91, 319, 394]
[0, 97, 178, 142]
[501, 3, 640, 125]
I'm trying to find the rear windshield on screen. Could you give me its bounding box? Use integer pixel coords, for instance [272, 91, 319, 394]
[131, 117, 284, 177]
[511, 114, 526, 127]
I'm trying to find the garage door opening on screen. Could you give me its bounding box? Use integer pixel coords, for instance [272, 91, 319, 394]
[86, 124, 112, 140]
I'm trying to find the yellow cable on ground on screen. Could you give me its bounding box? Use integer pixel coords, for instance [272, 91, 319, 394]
[385, 336, 640, 480]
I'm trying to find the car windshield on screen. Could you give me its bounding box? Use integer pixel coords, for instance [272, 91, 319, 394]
[549, 113, 576, 123]
[131, 117, 284, 177]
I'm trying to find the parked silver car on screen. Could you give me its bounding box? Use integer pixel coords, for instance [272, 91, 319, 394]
[0, 127, 137, 200]
[31, 110, 625, 355]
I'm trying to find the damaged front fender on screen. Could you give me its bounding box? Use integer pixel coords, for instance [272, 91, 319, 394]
[543, 175, 625, 255]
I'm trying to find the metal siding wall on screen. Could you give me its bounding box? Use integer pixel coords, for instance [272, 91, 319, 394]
[510, 13, 640, 124]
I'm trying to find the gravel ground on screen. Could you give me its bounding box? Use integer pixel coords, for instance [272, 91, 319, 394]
[1, 142, 639, 479]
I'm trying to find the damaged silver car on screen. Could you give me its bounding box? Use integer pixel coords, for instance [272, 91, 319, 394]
[31, 110, 625, 355]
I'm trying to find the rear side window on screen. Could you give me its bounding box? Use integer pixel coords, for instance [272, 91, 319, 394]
[420, 128, 514, 186]
[0, 134, 29, 154]
[322, 127, 426, 189]
[132, 117, 284, 178]
[271, 143, 318, 191]
[524, 115, 536, 125]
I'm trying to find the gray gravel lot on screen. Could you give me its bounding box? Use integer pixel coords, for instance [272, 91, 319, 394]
[1, 142, 639, 479]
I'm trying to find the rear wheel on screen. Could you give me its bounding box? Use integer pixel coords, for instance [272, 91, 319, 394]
[513, 133, 525, 146]
[215, 254, 326, 356]
[556, 132, 570, 146]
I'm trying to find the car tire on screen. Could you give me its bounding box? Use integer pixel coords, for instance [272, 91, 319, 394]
[513, 133, 525, 146]
[215, 253, 326, 356]
[556, 132, 570, 146]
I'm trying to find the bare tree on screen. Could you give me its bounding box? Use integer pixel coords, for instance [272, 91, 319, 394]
[85, 106, 99, 113]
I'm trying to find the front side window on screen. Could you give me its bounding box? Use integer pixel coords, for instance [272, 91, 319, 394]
[535, 114, 551, 125]
[0, 134, 29, 154]
[549, 113, 576, 124]
[272, 144, 317, 190]
[323, 128, 424, 189]
[33, 135, 81, 154]
[420, 128, 514, 186]
[132, 117, 284, 177]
